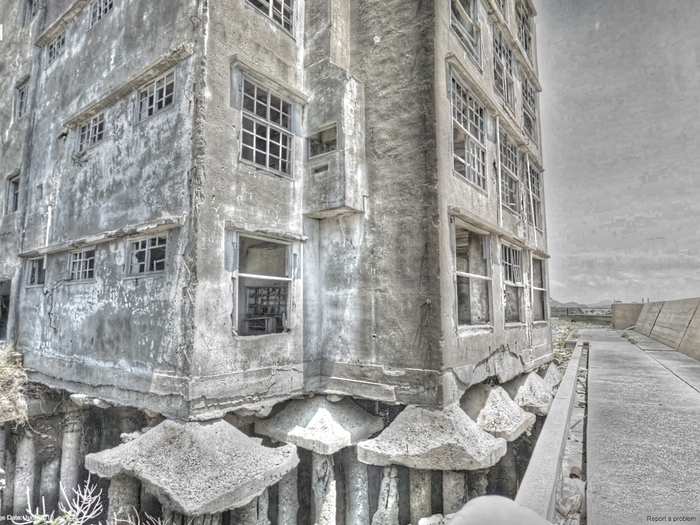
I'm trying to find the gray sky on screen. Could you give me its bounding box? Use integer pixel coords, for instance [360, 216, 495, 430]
[536, 0, 700, 304]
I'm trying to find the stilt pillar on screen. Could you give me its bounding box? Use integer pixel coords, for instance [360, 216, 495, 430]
[344, 447, 370, 525]
[13, 429, 35, 514]
[311, 452, 336, 525]
[107, 474, 140, 525]
[442, 471, 467, 515]
[277, 468, 299, 525]
[467, 469, 489, 500]
[409, 469, 431, 524]
[39, 457, 61, 511]
[237, 499, 259, 525]
[60, 408, 84, 505]
[257, 488, 270, 525]
[371, 466, 399, 525]
[0, 425, 6, 512]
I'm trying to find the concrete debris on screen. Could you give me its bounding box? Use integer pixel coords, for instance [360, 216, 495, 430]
[255, 396, 383, 455]
[461, 384, 536, 441]
[357, 404, 507, 471]
[85, 419, 298, 515]
[371, 466, 399, 525]
[556, 477, 585, 519]
[502, 372, 553, 416]
[542, 363, 563, 392]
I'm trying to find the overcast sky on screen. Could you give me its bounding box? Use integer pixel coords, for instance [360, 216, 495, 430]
[535, 0, 700, 304]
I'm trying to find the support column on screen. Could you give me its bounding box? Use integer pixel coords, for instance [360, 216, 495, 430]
[344, 447, 369, 525]
[257, 488, 270, 525]
[467, 469, 489, 500]
[107, 474, 140, 525]
[489, 446, 518, 499]
[370, 466, 398, 525]
[311, 452, 336, 525]
[408, 469, 431, 524]
[442, 471, 467, 515]
[60, 409, 84, 505]
[0, 425, 6, 512]
[3, 445, 16, 516]
[39, 457, 61, 511]
[237, 499, 259, 525]
[13, 429, 35, 514]
[277, 468, 299, 525]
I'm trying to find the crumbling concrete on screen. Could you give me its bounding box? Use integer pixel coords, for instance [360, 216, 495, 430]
[503, 372, 554, 416]
[461, 384, 536, 441]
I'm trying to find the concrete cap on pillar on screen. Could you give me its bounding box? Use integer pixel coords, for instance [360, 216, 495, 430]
[356, 404, 507, 471]
[84, 419, 298, 516]
[502, 372, 553, 416]
[254, 396, 384, 455]
[541, 363, 563, 392]
[460, 384, 536, 442]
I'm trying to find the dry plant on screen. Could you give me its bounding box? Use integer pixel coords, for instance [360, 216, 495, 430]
[0, 343, 28, 425]
[13, 476, 103, 525]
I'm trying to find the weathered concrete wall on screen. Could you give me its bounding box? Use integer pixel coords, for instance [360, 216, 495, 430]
[611, 302, 643, 330]
[635, 302, 663, 336]
[678, 306, 700, 361]
[650, 298, 700, 349]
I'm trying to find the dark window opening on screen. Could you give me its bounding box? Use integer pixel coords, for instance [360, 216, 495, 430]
[502, 245, 523, 323]
[7, 176, 20, 214]
[0, 281, 10, 340]
[27, 258, 46, 286]
[309, 125, 337, 158]
[455, 227, 491, 325]
[128, 237, 166, 275]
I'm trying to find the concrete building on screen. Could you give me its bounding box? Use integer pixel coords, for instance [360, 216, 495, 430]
[0, 0, 551, 523]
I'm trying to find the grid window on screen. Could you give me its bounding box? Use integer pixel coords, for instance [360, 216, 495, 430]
[247, 0, 293, 31]
[16, 82, 28, 120]
[522, 76, 538, 142]
[451, 76, 487, 190]
[517, 1, 533, 59]
[47, 33, 66, 66]
[70, 248, 96, 281]
[532, 257, 547, 321]
[128, 237, 166, 275]
[6, 176, 20, 214]
[496, 0, 507, 16]
[493, 28, 515, 108]
[528, 161, 543, 229]
[78, 113, 106, 152]
[240, 78, 293, 175]
[25, 0, 38, 25]
[502, 244, 523, 323]
[138, 70, 175, 122]
[89, 0, 114, 28]
[451, 0, 481, 65]
[499, 132, 519, 213]
[455, 226, 491, 326]
[27, 258, 46, 286]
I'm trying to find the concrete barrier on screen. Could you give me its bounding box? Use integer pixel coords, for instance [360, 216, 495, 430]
[678, 307, 700, 361]
[650, 298, 700, 348]
[611, 303, 643, 330]
[635, 302, 663, 336]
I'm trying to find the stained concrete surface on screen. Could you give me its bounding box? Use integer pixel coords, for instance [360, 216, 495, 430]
[585, 328, 700, 525]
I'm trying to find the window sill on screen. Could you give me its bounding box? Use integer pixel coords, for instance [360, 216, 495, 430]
[122, 271, 165, 281]
[505, 322, 526, 328]
[25, 284, 45, 289]
[239, 158, 294, 181]
[452, 170, 488, 196]
[458, 324, 493, 335]
[233, 330, 291, 340]
[65, 279, 97, 286]
[533, 320, 548, 326]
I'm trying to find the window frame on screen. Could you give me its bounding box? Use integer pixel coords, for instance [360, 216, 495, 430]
[450, 75, 487, 191]
[308, 124, 338, 159]
[531, 256, 547, 322]
[502, 243, 525, 324]
[516, 0, 533, 60]
[69, 247, 97, 282]
[527, 160, 544, 231]
[522, 75, 538, 143]
[46, 32, 66, 67]
[137, 70, 176, 123]
[27, 257, 46, 287]
[6, 175, 20, 215]
[246, 0, 294, 33]
[454, 222, 492, 328]
[15, 81, 29, 121]
[88, 0, 114, 29]
[78, 112, 106, 153]
[126, 236, 167, 277]
[499, 131, 520, 214]
[451, 0, 481, 67]
[493, 27, 516, 109]
[24, 0, 39, 26]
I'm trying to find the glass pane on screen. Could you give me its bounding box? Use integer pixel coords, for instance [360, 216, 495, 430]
[239, 236, 287, 277]
[505, 285, 522, 323]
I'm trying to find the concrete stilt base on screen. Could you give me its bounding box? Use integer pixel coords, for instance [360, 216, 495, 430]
[257, 489, 270, 525]
[13, 429, 35, 514]
[107, 474, 140, 525]
[60, 410, 84, 506]
[442, 471, 467, 515]
[371, 466, 399, 525]
[39, 457, 61, 511]
[488, 445, 518, 498]
[277, 468, 299, 525]
[312, 452, 336, 525]
[236, 499, 259, 525]
[467, 469, 489, 500]
[344, 447, 370, 525]
[0, 426, 6, 513]
[409, 469, 431, 524]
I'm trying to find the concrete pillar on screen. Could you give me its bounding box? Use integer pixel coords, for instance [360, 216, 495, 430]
[344, 447, 369, 525]
[60, 409, 84, 505]
[257, 488, 270, 525]
[13, 429, 36, 514]
[107, 474, 140, 525]
[237, 499, 259, 525]
[489, 446, 518, 499]
[467, 469, 489, 500]
[442, 471, 467, 515]
[3, 446, 16, 516]
[409, 469, 431, 524]
[0, 425, 6, 512]
[39, 457, 61, 511]
[370, 466, 399, 525]
[311, 451, 336, 525]
[277, 468, 299, 525]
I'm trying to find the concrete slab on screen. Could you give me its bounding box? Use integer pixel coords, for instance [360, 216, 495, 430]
[634, 302, 663, 337]
[460, 385, 536, 442]
[584, 328, 700, 525]
[646, 351, 700, 390]
[502, 372, 553, 416]
[650, 298, 700, 349]
[678, 307, 700, 361]
[624, 331, 674, 352]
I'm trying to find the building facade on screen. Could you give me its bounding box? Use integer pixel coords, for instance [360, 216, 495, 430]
[0, 0, 552, 523]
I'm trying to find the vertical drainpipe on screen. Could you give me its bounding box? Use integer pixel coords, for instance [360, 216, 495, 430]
[495, 116, 503, 228]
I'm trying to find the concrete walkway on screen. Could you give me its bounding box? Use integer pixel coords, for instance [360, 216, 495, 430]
[584, 328, 700, 525]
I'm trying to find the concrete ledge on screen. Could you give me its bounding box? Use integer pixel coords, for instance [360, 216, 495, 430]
[515, 343, 583, 521]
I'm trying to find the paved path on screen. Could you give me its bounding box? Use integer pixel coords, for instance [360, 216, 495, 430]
[584, 328, 700, 525]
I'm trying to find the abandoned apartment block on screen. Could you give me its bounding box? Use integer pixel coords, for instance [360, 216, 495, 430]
[0, 0, 551, 523]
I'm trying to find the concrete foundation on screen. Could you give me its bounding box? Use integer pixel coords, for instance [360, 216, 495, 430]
[13, 429, 35, 514]
[442, 471, 467, 515]
[311, 452, 336, 525]
[409, 469, 432, 524]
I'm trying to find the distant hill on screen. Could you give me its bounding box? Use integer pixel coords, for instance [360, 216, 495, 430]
[550, 298, 613, 309]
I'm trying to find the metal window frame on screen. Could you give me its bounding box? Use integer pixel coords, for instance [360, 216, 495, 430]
[530, 255, 547, 321]
[499, 131, 520, 214]
[69, 247, 97, 281]
[493, 28, 516, 108]
[78, 112, 106, 152]
[527, 160, 544, 230]
[89, 0, 114, 29]
[26, 257, 46, 286]
[126, 236, 167, 276]
[6, 175, 20, 215]
[451, 0, 482, 67]
[450, 76, 487, 190]
[137, 70, 176, 123]
[15, 82, 28, 119]
[454, 223, 493, 327]
[46, 32, 66, 66]
[246, 0, 294, 32]
[516, 0, 533, 58]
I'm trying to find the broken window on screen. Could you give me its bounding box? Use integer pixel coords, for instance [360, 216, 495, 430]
[6, 175, 20, 215]
[247, 0, 293, 31]
[138, 70, 175, 122]
[455, 225, 491, 326]
[240, 77, 293, 175]
[502, 244, 523, 323]
[532, 257, 547, 321]
[89, 0, 114, 28]
[522, 76, 538, 142]
[451, 0, 481, 65]
[232, 234, 291, 336]
[516, 1, 533, 59]
[78, 113, 106, 152]
[70, 248, 96, 281]
[451, 76, 487, 190]
[128, 237, 166, 275]
[308, 125, 337, 158]
[27, 258, 46, 286]
[0, 281, 9, 340]
[499, 131, 519, 213]
[493, 28, 515, 108]
[15, 81, 28, 120]
[527, 161, 544, 229]
[46, 32, 66, 66]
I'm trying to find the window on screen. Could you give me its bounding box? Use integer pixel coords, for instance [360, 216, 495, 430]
[15, 81, 28, 120]
[70, 248, 96, 281]
[527, 161, 543, 229]
[247, 0, 293, 31]
[455, 225, 491, 326]
[496, 0, 507, 17]
[499, 131, 519, 213]
[493, 28, 515, 108]
[522, 76, 538, 142]
[6, 176, 20, 214]
[532, 257, 547, 321]
[27, 258, 46, 286]
[138, 70, 175, 121]
[502, 244, 523, 323]
[240, 77, 293, 175]
[89, 0, 114, 28]
[232, 234, 291, 336]
[451, 76, 487, 190]
[78, 113, 106, 152]
[0, 281, 9, 340]
[24, 0, 38, 25]
[451, 0, 481, 65]
[128, 237, 166, 275]
[46, 33, 66, 66]
[516, 1, 533, 59]
[308, 125, 337, 158]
